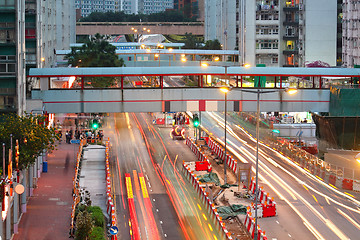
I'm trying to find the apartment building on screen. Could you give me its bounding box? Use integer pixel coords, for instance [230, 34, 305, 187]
[76, 0, 173, 17]
[342, 0, 360, 67]
[174, 0, 204, 20]
[205, 0, 337, 67]
[0, 0, 75, 115]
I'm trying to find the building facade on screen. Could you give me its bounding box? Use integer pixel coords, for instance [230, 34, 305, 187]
[342, 0, 360, 67]
[0, 0, 75, 115]
[174, 0, 203, 20]
[76, 0, 173, 17]
[205, 0, 337, 67]
[75, 0, 120, 17]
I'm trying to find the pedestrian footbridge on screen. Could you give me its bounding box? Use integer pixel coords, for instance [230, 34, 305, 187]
[28, 66, 360, 114]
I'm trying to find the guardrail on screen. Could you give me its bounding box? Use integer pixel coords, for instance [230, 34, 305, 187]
[70, 138, 87, 236]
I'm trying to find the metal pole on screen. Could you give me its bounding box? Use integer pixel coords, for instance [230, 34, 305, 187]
[254, 89, 260, 240]
[2, 143, 5, 179]
[224, 92, 227, 185]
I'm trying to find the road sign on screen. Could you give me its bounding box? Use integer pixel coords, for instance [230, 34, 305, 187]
[109, 225, 118, 235]
[70, 139, 81, 144]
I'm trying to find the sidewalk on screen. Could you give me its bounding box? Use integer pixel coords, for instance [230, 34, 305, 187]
[13, 143, 77, 240]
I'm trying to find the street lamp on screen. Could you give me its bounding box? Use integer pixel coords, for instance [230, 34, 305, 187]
[220, 87, 232, 185]
[240, 86, 297, 240]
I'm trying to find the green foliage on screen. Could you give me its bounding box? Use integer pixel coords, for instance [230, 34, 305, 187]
[65, 33, 125, 88]
[75, 211, 93, 240]
[182, 32, 203, 49]
[88, 206, 105, 228]
[89, 227, 106, 240]
[79, 10, 197, 22]
[0, 113, 57, 171]
[203, 39, 222, 50]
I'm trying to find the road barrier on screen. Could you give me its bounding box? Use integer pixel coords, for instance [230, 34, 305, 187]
[105, 139, 118, 240]
[70, 139, 86, 236]
[182, 162, 233, 240]
[206, 137, 238, 174]
[186, 137, 212, 172]
[244, 211, 268, 240]
[249, 178, 277, 218]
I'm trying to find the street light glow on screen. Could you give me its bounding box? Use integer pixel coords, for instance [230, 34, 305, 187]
[244, 63, 251, 68]
[181, 57, 187, 62]
[201, 62, 209, 68]
[168, 48, 173, 52]
[285, 87, 298, 95]
[220, 87, 231, 93]
[213, 57, 220, 62]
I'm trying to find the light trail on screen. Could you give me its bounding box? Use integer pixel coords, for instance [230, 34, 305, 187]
[206, 112, 356, 239]
[139, 172, 160, 240]
[125, 173, 141, 240]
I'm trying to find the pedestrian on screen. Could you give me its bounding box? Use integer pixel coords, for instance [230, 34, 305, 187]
[65, 130, 70, 144]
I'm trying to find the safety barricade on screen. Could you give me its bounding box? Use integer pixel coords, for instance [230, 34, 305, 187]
[182, 163, 233, 240]
[244, 211, 269, 240]
[353, 181, 360, 192]
[206, 137, 238, 174]
[186, 137, 212, 172]
[248, 178, 277, 218]
[342, 179, 353, 190]
[329, 175, 336, 186]
[104, 140, 118, 240]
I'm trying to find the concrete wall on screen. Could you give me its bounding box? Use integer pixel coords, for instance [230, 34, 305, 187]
[76, 22, 204, 36]
[304, 0, 337, 66]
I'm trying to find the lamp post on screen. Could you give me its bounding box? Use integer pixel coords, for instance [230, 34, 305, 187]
[220, 87, 232, 185]
[239, 87, 297, 240]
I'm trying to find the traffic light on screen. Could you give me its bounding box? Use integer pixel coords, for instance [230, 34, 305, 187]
[193, 114, 200, 128]
[91, 119, 99, 130]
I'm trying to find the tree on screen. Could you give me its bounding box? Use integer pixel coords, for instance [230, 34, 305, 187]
[65, 33, 124, 88]
[75, 211, 93, 240]
[182, 32, 202, 49]
[305, 60, 331, 68]
[0, 113, 57, 171]
[203, 39, 222, 50]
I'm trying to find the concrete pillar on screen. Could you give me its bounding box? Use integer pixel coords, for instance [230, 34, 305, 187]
[21, 170, 27, 213]
[39, 77, 49, 90]
[13, 192, 19, 234]
[29, 165, 34, 196]
[0, 219, 3, 240]
[6, 197, 11, 240]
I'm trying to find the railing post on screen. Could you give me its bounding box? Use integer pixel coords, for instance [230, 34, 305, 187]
[236, 76, 239, 87]
[121, 76, 124, 90]
[160, 76, 163, 89]
[319, 76, 322, 89]
[274, 76, 277, 88]
[240, 76, 243, 88]
[280, 76, 283, 89]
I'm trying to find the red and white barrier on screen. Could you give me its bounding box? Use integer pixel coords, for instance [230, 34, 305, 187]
[244, 211, 269, 240]
[186, 137, 212, 172]
[105, 140, 118, 235]
[182, 163, 233, 240]
[206, 137, 237, 174]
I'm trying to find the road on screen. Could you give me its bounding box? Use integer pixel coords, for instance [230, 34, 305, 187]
[200, 111, 360, 240]
[104, 112, 227, 240]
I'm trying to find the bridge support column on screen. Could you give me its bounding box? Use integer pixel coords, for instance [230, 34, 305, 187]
[40, 77, 49, 90]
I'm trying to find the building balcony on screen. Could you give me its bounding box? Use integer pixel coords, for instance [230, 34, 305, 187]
[283, 5, 300, 12]
[256, 4, 279, 12]
[283, 20, 299, 26]
[283, 64, 299, 67]
[283, 49, 299, 55]
[283, 35, 299, 40]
